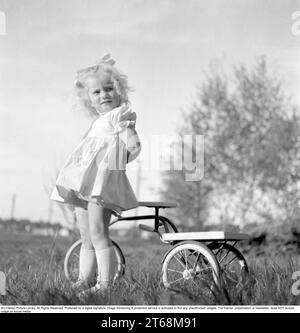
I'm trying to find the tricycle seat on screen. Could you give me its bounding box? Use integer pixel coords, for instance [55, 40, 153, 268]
[138, 201, 179, 209]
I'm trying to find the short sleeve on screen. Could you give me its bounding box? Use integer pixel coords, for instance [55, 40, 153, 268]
[110, 105, 136, 134]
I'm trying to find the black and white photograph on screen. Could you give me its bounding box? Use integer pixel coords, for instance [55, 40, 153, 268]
[0, 0, 300, 316]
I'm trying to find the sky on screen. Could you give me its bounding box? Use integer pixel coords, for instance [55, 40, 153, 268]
[0, 0, 299, 222]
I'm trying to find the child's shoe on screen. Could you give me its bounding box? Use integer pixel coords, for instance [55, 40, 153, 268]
[77, 281, 110, 299]
[71, 279, 94, 293]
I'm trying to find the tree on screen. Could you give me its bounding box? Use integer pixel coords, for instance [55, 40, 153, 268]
[161, 57, 300, 229]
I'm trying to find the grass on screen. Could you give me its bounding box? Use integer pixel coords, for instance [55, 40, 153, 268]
[0, 230, 299, 306]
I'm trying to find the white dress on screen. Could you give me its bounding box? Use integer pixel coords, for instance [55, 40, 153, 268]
[50, 106, 139, 216]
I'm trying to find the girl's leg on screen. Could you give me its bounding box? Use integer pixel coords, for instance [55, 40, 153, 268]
[87, 203, 117, 288]
[87, 203, 112, 249]
[75, 207, 96, 284]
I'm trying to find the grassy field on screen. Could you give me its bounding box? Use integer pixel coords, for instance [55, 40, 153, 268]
[0, 230, 299, 306]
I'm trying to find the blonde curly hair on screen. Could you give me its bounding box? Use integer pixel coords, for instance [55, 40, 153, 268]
[73, 54, 132, 117]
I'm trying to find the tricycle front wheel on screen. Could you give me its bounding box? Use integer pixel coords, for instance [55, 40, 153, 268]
[64, 239, 125, 283]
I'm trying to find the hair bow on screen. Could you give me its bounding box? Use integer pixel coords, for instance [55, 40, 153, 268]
[76, 54, 116, 77]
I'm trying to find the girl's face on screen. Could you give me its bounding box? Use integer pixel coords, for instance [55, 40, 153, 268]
[87, 73, 121, 114]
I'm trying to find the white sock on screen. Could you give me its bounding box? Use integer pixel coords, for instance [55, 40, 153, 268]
[95, 246, 118, 285]
[79, 248, 97, 283]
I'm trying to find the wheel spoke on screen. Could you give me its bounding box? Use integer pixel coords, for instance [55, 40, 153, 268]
[184, 250, 188, 270]
[197, 267, 213, 275]
[222, 254, 238, 268]
[191, 278, 199, 288]
[214, 243, 225, 257]
[192, 252, 201, 271]
[186, 250, 197, 268]
[167, 268, 183, 274]
[169, 276, 185, 285]
[223, 270, 238, 283]
[173, 253, 187, 270]
[219, 248, 231, 264]
[199, 257, 211, 273]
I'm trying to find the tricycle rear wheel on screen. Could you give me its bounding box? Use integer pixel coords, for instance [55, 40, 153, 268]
[208, 243, 248, 287]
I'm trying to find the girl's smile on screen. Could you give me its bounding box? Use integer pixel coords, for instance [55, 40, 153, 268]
[87, 74, 121, 114]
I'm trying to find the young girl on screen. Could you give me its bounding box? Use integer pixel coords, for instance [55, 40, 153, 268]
[50, 54, 141, 296]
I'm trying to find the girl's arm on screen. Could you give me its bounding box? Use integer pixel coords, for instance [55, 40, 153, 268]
[119, 124, 141, 163]
[111, 105, 141, 163]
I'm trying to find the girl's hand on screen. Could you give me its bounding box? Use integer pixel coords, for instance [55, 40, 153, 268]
[111, 103, 137, 133]
[119, 104, 136, 128]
